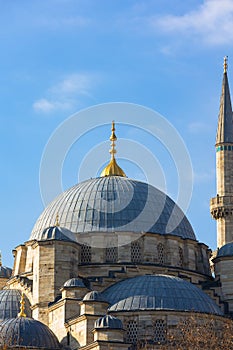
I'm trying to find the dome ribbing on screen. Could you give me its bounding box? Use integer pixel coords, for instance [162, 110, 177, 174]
[0, 290, 31, 321]
[0, 317, 60, 349]
[101, 275, 222, 315]
[30, 177, 195, 241]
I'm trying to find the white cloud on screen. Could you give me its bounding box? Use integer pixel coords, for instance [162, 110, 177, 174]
[33, 98, 72, 113]
[150, 0, 233, 46]
[50, 74, 91, 96]
[33, 73, 96, 114]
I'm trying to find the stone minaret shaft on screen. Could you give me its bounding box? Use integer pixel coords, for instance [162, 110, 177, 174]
[210, 57, 233, 248]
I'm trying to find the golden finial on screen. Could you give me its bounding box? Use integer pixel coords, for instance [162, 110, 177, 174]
[224, 56, 228, 73]
[110, 121, 117, 159]
[18, 293, 27, 317]
[110, 120, 117, 142]
[101, 121, 126, 177]
[55, 213, 60, 227]
[0, 251, 2, 267]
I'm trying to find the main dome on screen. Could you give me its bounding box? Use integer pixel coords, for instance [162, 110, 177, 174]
[30, 176, 195, 241]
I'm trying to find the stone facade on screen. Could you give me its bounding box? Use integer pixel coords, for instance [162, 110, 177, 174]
[2, 229, 226, 348]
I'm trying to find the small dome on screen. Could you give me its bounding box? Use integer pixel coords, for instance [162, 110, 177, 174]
[0, 317, 60, 349]
[95, 315, 123, 329]
[217, 242, 233, 257]
[0, 290, 31, 320]
[101, 275, 222, 315]
[38, 226, 77, 242]
[64, 277, 86, 288]
[0, 265, 12, 278]
[83, 291, 108, 303]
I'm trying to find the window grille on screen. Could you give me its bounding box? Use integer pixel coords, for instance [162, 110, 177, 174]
[80, 244, 92, 263]
[131, 242, 141, 263]
[105, 246, 118, 263]
[154, 319, 166, 343]
[157, 243, 165, 264]
[178, 247, 184, 267]
[126, 320, 138, 344]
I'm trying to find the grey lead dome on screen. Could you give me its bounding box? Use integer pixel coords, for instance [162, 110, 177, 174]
[0, 265, 12, 279]
[101, 275, 223, 315]
[0, 290, 31, 321]
[83, 291, 108, 303]
[0, 317, 61, 349]
[64, 277, 86, 288]
[217, 241, 233, 257]
[30, 176, 195, 241]
[94, 315, 123, 329]
[40, 226, 76, 242]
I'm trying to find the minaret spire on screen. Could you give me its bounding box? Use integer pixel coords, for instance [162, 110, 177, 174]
[216, 56, 233, 145]
[211, 57, 233, 248]
[101, 121, 126, 177]
[224, 56, 228, 73]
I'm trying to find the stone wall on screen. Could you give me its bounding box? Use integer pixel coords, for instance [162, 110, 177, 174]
[215, 256, 233, 312]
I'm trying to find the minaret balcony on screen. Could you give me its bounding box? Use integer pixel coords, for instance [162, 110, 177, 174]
[210, 195, 233, 219]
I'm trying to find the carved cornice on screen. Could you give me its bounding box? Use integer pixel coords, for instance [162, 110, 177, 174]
[211, 207, 233, 219]
[210, 196, 233, 219]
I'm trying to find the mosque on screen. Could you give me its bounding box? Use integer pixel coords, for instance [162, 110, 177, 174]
[1, 58, 233, 349]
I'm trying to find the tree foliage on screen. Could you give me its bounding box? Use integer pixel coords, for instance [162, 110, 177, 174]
[135, 316, 233, 350]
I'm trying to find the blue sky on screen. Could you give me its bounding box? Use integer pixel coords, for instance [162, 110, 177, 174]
[1, 0, 233, 266]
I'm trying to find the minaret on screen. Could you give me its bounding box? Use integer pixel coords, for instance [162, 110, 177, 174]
[210, 57, 233, 247]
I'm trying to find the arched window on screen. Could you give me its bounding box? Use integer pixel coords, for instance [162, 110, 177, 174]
[154, 319, 166, 343]
[105, 246, 118, 263]
[131, 242, 141, 263]
[157, 243, 165, 265]
[178, 247, 184, 267]
[67, 331, 70, 346]
[80, 244, 92, 263]
[126, 320, 138, 344]
[195, 251, 198, 270]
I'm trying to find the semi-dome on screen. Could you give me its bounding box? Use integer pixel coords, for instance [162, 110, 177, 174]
[0, 317, 60, 349]
[83, 291, 108, 303]
[94, 315, 123, 329]
[0, 290, 31, 320]
[30, 176, 195, 241]
[217, 242, 233, 257]
[39, 225, 76, 242]
[64, 277, 86, 288]
[101, 275, 222, 315]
